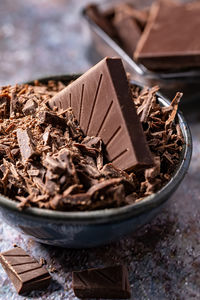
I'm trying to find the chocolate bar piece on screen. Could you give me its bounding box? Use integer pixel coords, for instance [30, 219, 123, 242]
[113, 11, 141, 57]
[38, 111, 67, 128]
[16, 128, 36, 161]
[49, 57, 153, 171]
[134, 0, 200, 70]
[72, 265, 131, 299]
[0, 247, 51, 294]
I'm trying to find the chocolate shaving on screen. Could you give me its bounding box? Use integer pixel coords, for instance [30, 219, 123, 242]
[165, 92, 183, 128]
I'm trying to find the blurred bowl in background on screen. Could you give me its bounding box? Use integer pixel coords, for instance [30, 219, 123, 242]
[82, 2, 200, 103]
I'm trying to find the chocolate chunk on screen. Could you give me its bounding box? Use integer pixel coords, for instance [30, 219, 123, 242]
[10, 89, 22, 116]
[87, 177, 122, 196]
[16, 128, 36, 161]
[113, 11, 141, 56]
[50, 192, 91, 211]
[65, 108, 83, 140]
[44, 149, 77, 177]
[49, 57, 153, 171]
[82, 136, 102, 149]
[74, 143, 99, 157]
[134, 0, 200, 70]
[22, 99, 38, 115]
[42, 126, 51, 145]
[38, 111, 67, 128]
[0, 247, 51, 294]
[0, 93, 10, 118]
[72, 265, 131, 299]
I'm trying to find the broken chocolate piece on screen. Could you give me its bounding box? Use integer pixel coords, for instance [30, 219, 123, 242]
[50, 192, 91, 211]
[0, 247, 51, 294]
[87, 177, 122, 196]
[16, 128, 36, 161]
[72, 265, 131, 299]
[49, 57, 153, 171]
[22, 99, 38, 116]
[0, 93, 10, 118]
[38, 111, 67, 128]
[10, 89, 21, 116]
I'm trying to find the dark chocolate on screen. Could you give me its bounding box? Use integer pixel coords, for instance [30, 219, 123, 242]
[0, 247, 51, 294]
[22, 99, 38, 116]
[0, 93, 10, 118]
[134, 0, 200, 70]
[38, 111, 67, 128]
[72, 265, 131, 299]
[10, 89, 21, 116]
[49, 57, 153, 171]
[16, 128, 36, 161]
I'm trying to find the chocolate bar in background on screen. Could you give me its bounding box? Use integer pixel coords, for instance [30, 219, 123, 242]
[0, 247, 51, 294]
[134, 0, 200, 71]
[113, 10, 141, 57]
[72, 265, 131, 299]
[85, 2, 149, 59]
[49, 57, 153, 171]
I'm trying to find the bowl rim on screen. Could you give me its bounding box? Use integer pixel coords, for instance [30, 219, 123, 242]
[0, 75, 192, 224]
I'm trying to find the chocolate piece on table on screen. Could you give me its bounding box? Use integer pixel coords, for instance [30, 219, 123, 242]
[134, 0, 200, 71]
[85, 4, 116, 38]
[113, 11, 141, 57]
[49, 57, 153, 171]
[72, 266, 131, 299]
[72, 265, 131, 299]
[16, 128, 36, 161]
[0, 247, 51, 295]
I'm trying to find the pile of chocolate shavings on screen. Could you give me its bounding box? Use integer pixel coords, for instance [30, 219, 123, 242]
[131, 85, 184, 198]
[0, 80, 184, 211]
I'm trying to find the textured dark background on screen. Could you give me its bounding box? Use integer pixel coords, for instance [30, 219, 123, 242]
[0, 0, 200, 299]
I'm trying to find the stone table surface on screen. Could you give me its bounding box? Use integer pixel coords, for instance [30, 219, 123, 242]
[0, 0, 200, 299]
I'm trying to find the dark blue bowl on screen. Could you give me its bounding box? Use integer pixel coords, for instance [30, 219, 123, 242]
[0, 75, 192, 248]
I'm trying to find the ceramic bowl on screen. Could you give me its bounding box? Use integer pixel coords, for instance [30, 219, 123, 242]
[0, 75, 192, 248]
